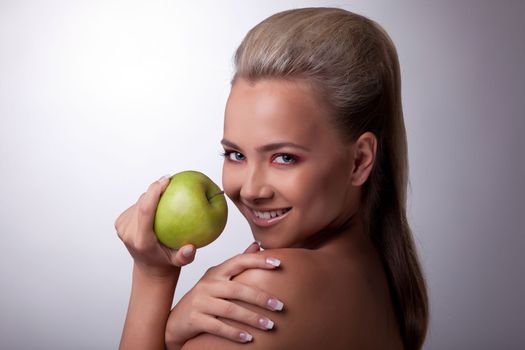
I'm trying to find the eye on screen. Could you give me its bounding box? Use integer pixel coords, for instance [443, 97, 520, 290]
[221, 150, 246, 162]
[273, 154, 297, 164]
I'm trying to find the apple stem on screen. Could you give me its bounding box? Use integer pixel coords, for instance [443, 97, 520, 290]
[208, 191, 225, 201]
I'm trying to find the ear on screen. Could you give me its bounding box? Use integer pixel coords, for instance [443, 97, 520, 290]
[349, 132, 377, 186]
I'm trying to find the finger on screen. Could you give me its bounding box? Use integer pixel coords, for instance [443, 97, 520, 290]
[169, 244, 196, 267]
[209, 280, 285, 312]
[243, 241, 261, 254]
[199, 314, 254, 343]
[114, 205, 134, 238]
[137, 175, 171, 233]
[218, 253, 281, 279]
[207, 297, 275, 331]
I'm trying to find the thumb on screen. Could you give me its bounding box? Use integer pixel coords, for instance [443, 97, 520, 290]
[171, 244, 196, 266]
[243, 241, 261, 254]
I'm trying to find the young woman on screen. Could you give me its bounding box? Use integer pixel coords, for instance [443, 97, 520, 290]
[116, 7, 428, 350]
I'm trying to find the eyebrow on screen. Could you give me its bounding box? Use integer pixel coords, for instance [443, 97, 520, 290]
[221, 139, 311, 153]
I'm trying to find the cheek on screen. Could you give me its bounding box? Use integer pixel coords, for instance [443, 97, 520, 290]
[222, 163, 241, 199]
[270, 170, 305, 203]
[289, 164, 348, 214]
[275, 167, 325, 205]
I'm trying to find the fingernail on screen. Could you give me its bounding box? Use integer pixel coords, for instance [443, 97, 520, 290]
[239, 331, 253, 342]
[253, 240, 261, 248]
[158, 174, 171, 182]
[182, 246, 194, 257]
[258, 317, 274, 330]
[266, 257, 281, 267]
[267, 298, 284, 311]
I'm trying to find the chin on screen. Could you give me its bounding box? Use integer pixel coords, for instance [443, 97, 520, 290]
[250, 229, 296, 250]
[256, 239, 281, 250]
[240, 208, 301, 249]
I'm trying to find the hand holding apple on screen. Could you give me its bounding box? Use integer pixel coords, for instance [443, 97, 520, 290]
[114, 176, 197, 277]
[154, 170, 228, 249]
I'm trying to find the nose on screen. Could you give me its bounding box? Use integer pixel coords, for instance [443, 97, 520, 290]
[240, 164, 274, 203]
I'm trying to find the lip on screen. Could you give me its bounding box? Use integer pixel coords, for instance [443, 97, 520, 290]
[246, 206, 292, 228]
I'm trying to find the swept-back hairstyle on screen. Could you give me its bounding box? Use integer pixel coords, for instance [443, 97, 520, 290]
[231, 7, 428, 349]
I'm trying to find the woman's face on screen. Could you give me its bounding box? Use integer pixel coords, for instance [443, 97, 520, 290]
[222, 78, 360, 249]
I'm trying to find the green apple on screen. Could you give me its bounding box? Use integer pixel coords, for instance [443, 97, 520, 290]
[154, 170, 228, 249]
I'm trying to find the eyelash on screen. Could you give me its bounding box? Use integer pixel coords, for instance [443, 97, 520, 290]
[220, 150, 245, 162]
[220, 150, 299, 165]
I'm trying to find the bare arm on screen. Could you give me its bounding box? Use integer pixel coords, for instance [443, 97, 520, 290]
[115, 176, 196, 350]
[181, 248, 401, 349]
[120, 264, 180, 350]
[117, 177, 283, 349]
[181, 249, 321, 349]
[165, 247, 285, 349]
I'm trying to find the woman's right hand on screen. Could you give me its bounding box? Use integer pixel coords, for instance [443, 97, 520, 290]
[114, 175, 196, 278]
[165, 243, 285, 348]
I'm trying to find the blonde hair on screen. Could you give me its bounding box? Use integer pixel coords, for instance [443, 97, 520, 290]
[232, 7, 428, 349]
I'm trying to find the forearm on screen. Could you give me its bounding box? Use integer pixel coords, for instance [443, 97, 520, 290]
[119, 263, 181, 350]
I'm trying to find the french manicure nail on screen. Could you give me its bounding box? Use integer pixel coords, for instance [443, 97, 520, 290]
[258, 317, 274, 330]
[239, 331, 253, 342]
[267, 298, 284, 311]
[182, 246, 194, 257]
[158, 174, 171, 182]
[266, 257, 281, 267]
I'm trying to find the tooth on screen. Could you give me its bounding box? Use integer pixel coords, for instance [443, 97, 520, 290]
[253, 209, 291, 220]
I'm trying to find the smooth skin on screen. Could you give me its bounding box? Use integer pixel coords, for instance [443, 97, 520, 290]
[173, 78, 403, 348]
[117, 77, 403, 349]
[116, 177, 285, 350]
[116, 176, 195, 350]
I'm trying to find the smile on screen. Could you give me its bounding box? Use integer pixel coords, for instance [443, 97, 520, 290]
[249, 207, 292, 227]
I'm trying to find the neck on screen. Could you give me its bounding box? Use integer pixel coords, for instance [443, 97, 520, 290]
[292, 209, 366, 251]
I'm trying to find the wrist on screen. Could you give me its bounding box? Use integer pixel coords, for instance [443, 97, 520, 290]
[133, 261, 181, 282]
[120, 263, 180, 350]
[130, 263, 180, 305]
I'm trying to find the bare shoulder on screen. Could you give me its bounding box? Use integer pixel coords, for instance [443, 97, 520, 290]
[182, 248, 402, 349]
[239, 248, 326, 298]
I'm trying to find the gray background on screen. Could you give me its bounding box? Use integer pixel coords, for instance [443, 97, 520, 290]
[1, 0, 523, 349]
